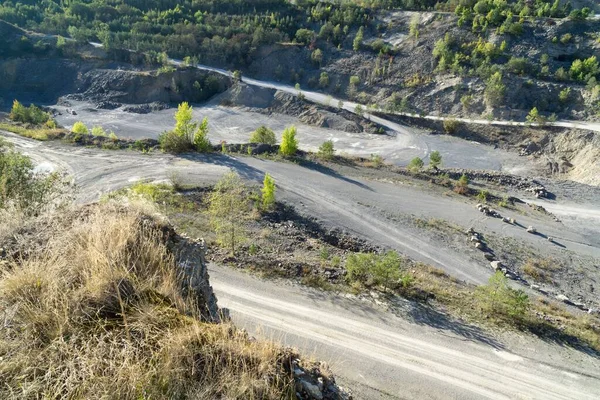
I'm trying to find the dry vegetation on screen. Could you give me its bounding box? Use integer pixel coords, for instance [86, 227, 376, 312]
[0, 202, 302, 399]
[0, 122, 66, 141]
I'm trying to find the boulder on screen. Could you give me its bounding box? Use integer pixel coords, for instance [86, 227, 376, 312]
[526, 226, 537, 234]
[490, 261, 503, 271]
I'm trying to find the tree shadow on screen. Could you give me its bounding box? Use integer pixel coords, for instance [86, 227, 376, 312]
[295, 157, 373, 192]
[179, 152, 266, 183]
[388, 298, 507, 350]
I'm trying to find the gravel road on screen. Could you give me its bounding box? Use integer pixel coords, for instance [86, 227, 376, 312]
[209, 263, 600, 400]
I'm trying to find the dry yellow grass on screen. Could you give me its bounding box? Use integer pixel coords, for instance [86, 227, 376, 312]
[0, 122, 67, 141]
[0, 203, 296, 399]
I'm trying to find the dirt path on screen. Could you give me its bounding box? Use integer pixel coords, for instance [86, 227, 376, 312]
[209, 263, 600, 400]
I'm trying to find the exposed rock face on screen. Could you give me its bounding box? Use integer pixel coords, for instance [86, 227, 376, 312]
[0, 56, 231, 110]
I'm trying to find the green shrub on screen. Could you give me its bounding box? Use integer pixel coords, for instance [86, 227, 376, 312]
[476, 272, 529, 322]
[443, 118, 460, 134]
[407, 157, 424, 172]
[477, 190, 489, 202]
[429, 151, 442, 168]
[72, 121, 89, 135]
[91, 126, 107, 137]
[346, 251, 407, 292]
[249, 126, 276, 145]
[159, 130, 192, 153]
[318, 140, 335, 160]
[194, 117, 211, 152]
[558, 87, 571, 103]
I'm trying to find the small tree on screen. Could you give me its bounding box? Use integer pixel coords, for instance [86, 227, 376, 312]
[353, 27, 364, 51]
[249, 126, 276, 145]
[319, 72, 330, 88]
[407, 157, 424, 172]
[429, 151, 442, 169]
[318, 140, 335, 160]
[194, 117, 211, 152]
[232, 70, 242, 81]
[558, 87, 571, 103]
[280, 126, 298, 156]
[484, 72, 506, 107]
[261, 173, 276, 211]
[409, 14, 420, 39]
[526, 107, 545, 125]
[91, 126, 107, 137]
[454, 174, 469, 194]
[72, 121, 89, 135]
[208, 172, 251, 255]
[443, 118, 460, 134]
[354, 104, 364, 117]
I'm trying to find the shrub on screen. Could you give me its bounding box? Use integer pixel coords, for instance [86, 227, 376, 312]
[454, 174, 469, 194]
[484, 72, 505, 106]
[477, 190, 489, 202]
[443, 118, 460, 134]
[558, 87, 571, 103]
[318, 140, 335, 160]
[72, 121, 89, 135]
[346, 251, 407, 292]
[91, 126, 107, 137]
[279, 126, 298, 156]
[476, 272, 529, 322]
[0, 142, 71, 215]
[249, 126, 276, 145]
[429, 151, 442, 168]
[407, 157, 424, 172]
[159, 130, 192, 153]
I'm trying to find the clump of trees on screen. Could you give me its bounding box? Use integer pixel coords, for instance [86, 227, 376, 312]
[9, 100, 52, 126]
[159, 102, 210, 153]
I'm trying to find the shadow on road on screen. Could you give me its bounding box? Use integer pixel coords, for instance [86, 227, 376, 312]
[391, 299, 507, 350]
[296, 158, 373, 192]
[180, 153, 266, 183]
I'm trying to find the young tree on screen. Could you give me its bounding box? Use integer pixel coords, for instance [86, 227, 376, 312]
[484, 72, 506, 107]
[454, 174, 469, 194]
[429, 151, 442, 169]
[208, 172, 251, 255]
[407, 157, 424, 172]
[249, 126, 276, 145]
[261, 173, 276, 211]
[194, 117, 211, 152]
[311, 49, 323, 66]
[476, 272, 529, 321]
[353, 27, 364, 51]
[409, 14, 420, 40]
[174, 102, 196, 141]
[280, 126, 298, 156]
[354, 104, 364, 117]
[318, 140, 335, 160]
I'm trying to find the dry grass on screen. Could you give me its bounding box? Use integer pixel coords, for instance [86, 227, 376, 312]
[522, 258, 559, 283]
[0, 202, 296, 399]
[0, 122, 67, 141]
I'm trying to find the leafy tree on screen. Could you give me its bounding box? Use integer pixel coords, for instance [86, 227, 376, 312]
[249, 126, 276, 145]
[194, 117, 211, 152]
[311, 49, 323, 66]
[208, 172, 251, 255]
[280, 126, 298, 156]
[408, 157, 424, 172]
[318, 140, 335, 159]
[570, 56, 599, 82]
[429, 151, 442, 168]
[353, 27, 364, 51]
[295, 29, 315, 45]
[261, 173, 276, 211]
[72, 121, 89, 135]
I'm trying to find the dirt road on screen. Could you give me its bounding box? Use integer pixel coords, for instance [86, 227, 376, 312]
[209, 263, 600, 400]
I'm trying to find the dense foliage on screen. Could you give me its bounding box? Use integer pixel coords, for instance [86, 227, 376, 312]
[0, 0, 371, 66]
